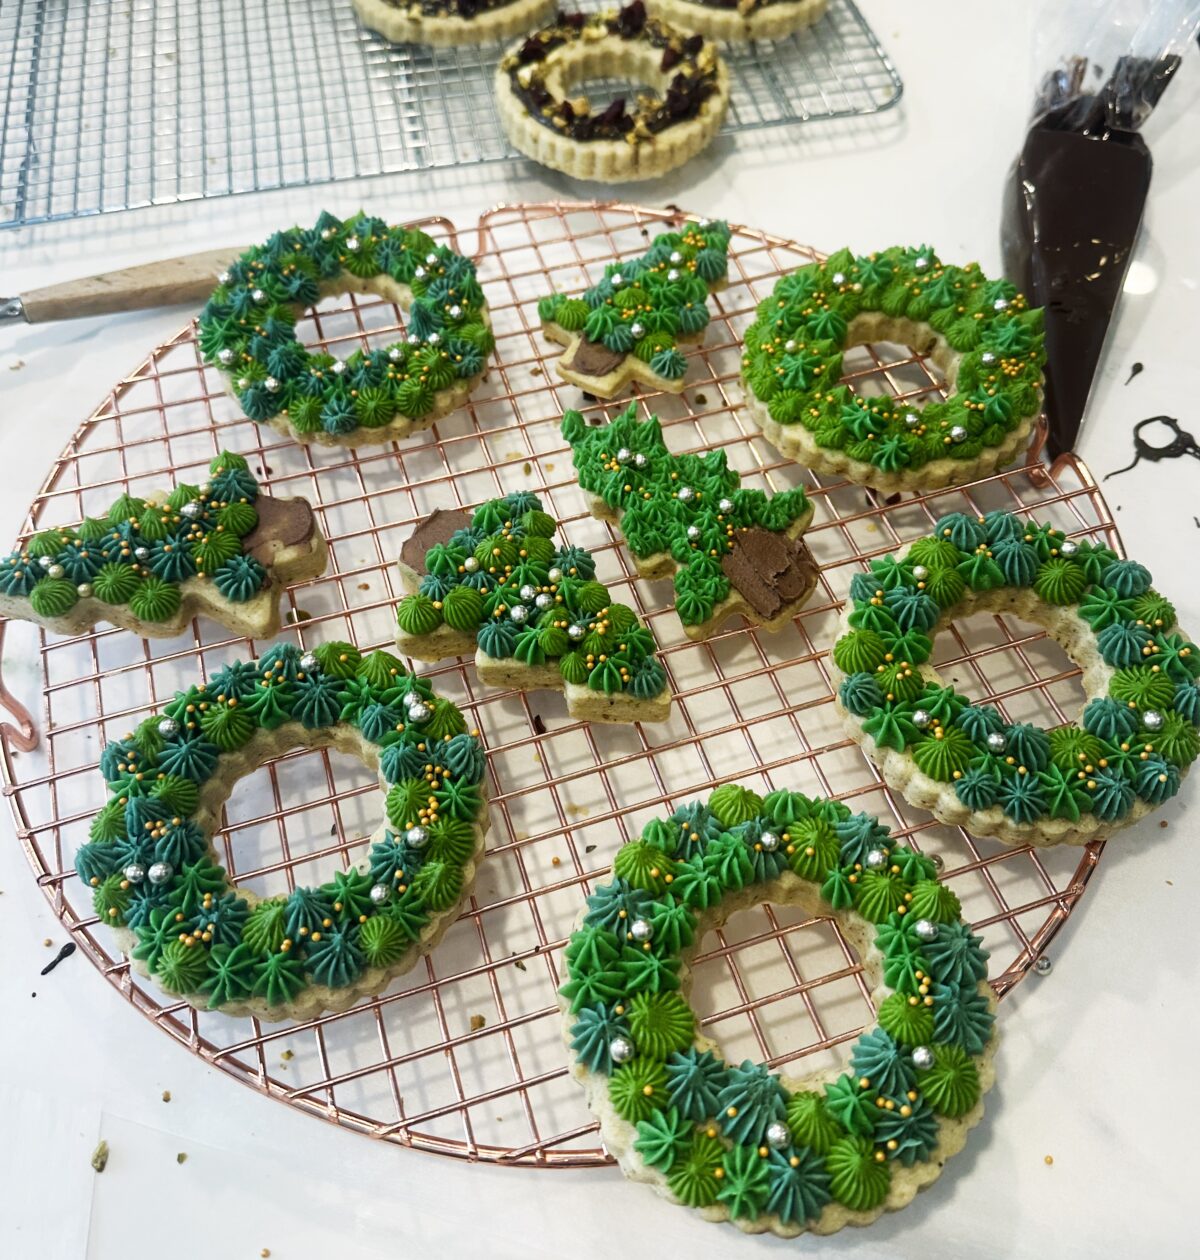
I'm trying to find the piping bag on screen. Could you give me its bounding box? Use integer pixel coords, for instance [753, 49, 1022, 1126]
[1001, 2, 1200, 459]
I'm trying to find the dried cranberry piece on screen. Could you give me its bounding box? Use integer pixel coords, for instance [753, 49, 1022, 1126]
[660, 46, 680, 72]
[616, 1, 647, 38]
[519, 37, 546, 63]
[682, 34, 704, 58]
[598, 98, 627, 128]
[563, 11, 587, 28]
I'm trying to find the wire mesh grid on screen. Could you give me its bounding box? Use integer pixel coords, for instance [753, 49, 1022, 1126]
[0, 0, 901, 229]
[1, 201, 1113, 1167]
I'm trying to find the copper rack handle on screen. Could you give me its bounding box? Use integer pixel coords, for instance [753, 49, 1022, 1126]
[1, 246, 245, 325]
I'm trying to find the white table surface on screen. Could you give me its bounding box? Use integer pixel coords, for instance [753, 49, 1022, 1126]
[2, 3, 1198, 1256]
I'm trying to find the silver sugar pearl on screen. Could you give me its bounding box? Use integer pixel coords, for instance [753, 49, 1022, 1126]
[331, 360, 346, 374]
[914, 256, 929, 271]
[950, 425, 968, 444]
[403, 691, 425, 711]
[237, 378, 250, 390]
[369, 882, 390, 905]
[993, 298, 1009, 311]
[449, 304, 462, 320]
[345, 235, 360, 252]
[180, 502, 202, 519]
[759, 830, 780, 853]
[765, 1121, 791, 1150]
[911, 1045, 935, 1071]
[677, 486, 694, 503]
[718, 497, 734, 514]
[264, 376, 280, 393]
[610, 272, 623, 288]
[426, 252, 439, 265]
[123, 863, 146, 884]
[831, 271, 846, 286]
[986, 731, 1008, 754]
[406, 700, 431, 723]
[389, 347, 403, 362]
[686, 525, 701, 541]
[609, 1035, 635, 1064]
[547, 566, 563, 584]
[408, 332, 422, 345]
[669, 250, 683, 264]
[406, 824, 429, 848]
[463, 556, 480, 573]
[1060, 539, 1079, 557]
[629, 918, 654, 944]
[929, 853, 945, 871]
[519, 583, 537, 602]
[217, 271, 231, 285]
[630, 322, 645, 339]
[251, 288, 266, 303]
[37, 556, 54, 571]
[46, 563, 65, 580]
[320, 228, 334, 240]
[534, 593, 554, 610]
[905, 412, 922, 429]
[784, 339, 797, 353]
[981, 351, 996, 365]
[299, 652, 319, 674]
[413, 266, 426, 280]
[913, 918, 939, 942]
[1034, 955, 1053, 976]
[76, 583, 93, 598]
[1143, 710, 1165, 732]
[616, 446, 632, 464]
[567, 623, 586, 641]
[157, 717, 179, 738]
[217, 348, 235, 365]
[428, 332, 440, 346]
[133, 546, 150, 561]
[633, 452, 648, 469]
[865, 848, 888, 869]
[509, 604, 529, 625]
[912, 564, 929, 580]
[667, 268, 680, 281]
[147, 861, 174, 885]
[912, 708, 932, 729]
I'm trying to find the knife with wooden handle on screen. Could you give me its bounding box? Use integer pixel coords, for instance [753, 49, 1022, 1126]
[0, 246, 245, 324]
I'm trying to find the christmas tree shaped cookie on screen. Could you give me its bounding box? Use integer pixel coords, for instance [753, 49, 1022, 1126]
[0, 452, 327, 640]
[562, 403, 818, 640]
[537, 218, 732, 398]
[395, 491, 671, 724]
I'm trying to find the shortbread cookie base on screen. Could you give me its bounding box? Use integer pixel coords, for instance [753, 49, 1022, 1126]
[223, 272, 491, 450]
[559, 872, 998, 1238]
[647, 0, 828, 41]
[833, 585, 1165, 847]
[742, 310, 1040, 494]
[0, 516, 328, 641]
[108, 721, 489, 1022]
[353, 0, 556, 47]
[396, 561, 672, 723]
[495, 40, 730, 182]
[586, 492, 818, 641]
[542, 315, 717, 398]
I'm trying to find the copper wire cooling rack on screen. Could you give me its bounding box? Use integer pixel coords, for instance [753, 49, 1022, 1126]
[1, 202, 1114, 1167]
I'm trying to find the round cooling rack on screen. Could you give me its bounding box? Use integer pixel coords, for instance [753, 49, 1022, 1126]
[1, 202, 1115, 1167]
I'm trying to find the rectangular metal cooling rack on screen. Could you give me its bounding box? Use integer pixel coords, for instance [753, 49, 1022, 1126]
[0, 0, 900, 229]
[1, 202, 1110, 1168]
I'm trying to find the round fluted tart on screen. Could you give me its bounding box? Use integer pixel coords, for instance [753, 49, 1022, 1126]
[832, 511, 1198, 846]
[740, 246, 1046, 493]
[74, 642, 490, 1020]
[560, 785, 996, 1237]
[495, 3, 730, 182]
[198, 210, 493, 448]
[353, 0, 556, 47]
[647, 0, 827, 41]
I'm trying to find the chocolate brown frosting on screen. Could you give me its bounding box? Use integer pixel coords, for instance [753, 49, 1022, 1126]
[567, 335, 628, 380]
[721, 528, 819, 619]
[399, 507, 472, 574]
[242, 495, 317, 565]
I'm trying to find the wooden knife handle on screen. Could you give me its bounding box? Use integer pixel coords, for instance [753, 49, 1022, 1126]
[20, 246, 244, 323]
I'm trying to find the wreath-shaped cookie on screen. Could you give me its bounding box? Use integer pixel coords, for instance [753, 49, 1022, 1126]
[74, 642, 489, 1020]
[538, 217, 731, 398]
[198, 211, 494, 448]
[562, 402, 818, 639]
[395, 491, 672, 723]
[560, 785, 996, 1237]
[741, 247, 1046, 493]
[0, 451, 326, 640]
[353, 0, 556, 47]
[831, 511, 1198, 846]
[496, 4, 730, 182]
[646, 0, 827, 41]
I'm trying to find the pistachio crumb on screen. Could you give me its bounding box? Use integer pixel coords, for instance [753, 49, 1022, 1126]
[91, 1140, 109, 1173]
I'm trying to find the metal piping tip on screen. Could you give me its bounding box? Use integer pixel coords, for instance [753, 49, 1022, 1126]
[0, 297, 25, 323]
